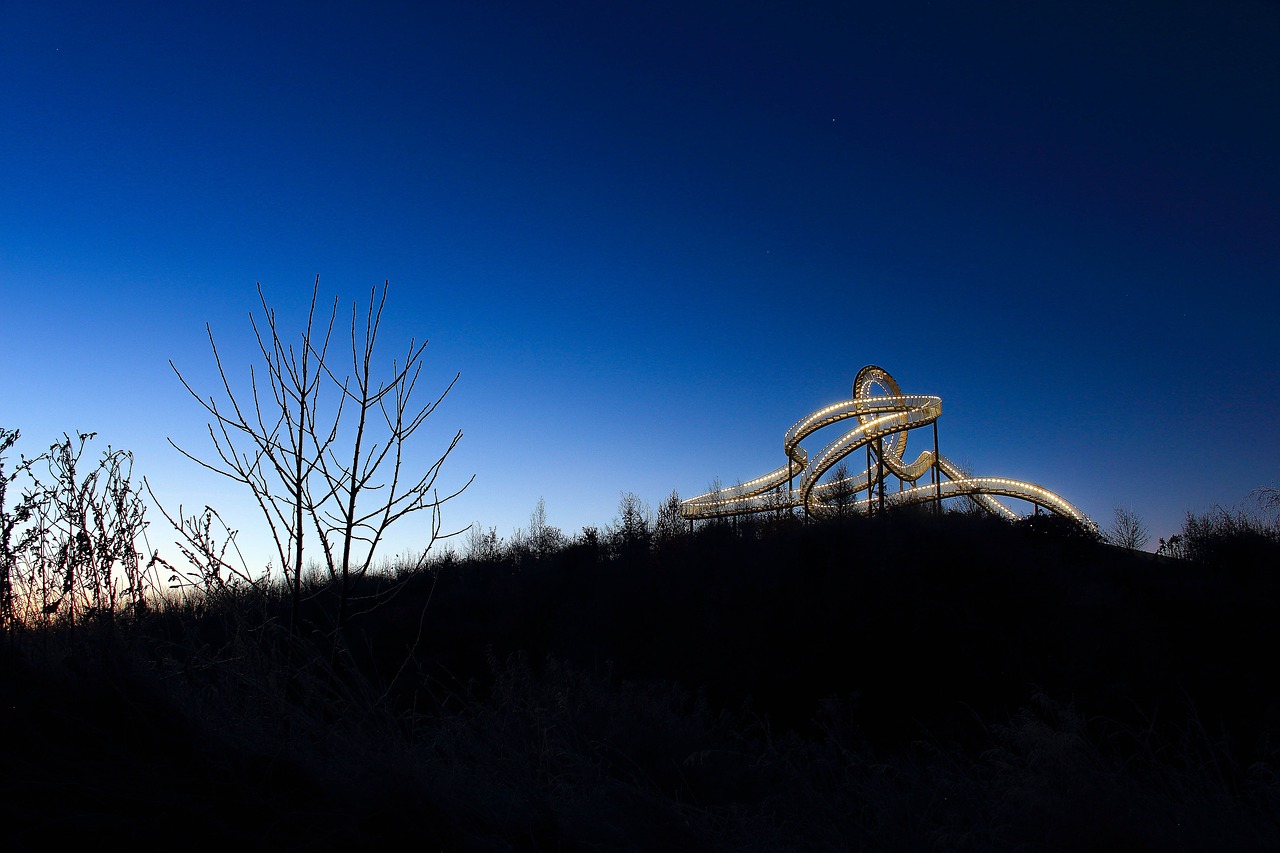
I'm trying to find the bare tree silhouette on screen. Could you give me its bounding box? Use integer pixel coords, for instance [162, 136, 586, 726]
[609, 491, 652, 554]
[1106, 505, 1150, 552]
[828, 460, 856, 519]
[523, 497, 565, 559]
[653, 489, 685, 547]
[167, 279, 471, 632]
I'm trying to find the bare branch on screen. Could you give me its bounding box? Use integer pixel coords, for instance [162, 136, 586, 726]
[167, 279, 469, 635]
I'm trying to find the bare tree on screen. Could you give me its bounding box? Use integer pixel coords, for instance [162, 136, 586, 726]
[706, 477, 727, 528]
[1252, 486, 1280, 518]
[609, 491, 652, 554]
[525, 497, 564, 559]
[1156, 533, 1186, 560]
[167, 279, 471, 632]
[465, 523, 502, 562]
[828, 460, 856, 519]
[653, 489, 685, 547]
[761, 484, 789, 526]
[1105, 504, 1150, 551]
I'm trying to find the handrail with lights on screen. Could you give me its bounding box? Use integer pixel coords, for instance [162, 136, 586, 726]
[680, 365, 1094, 531]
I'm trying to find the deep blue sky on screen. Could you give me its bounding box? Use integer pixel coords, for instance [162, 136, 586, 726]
[3, 1, 1277, 563]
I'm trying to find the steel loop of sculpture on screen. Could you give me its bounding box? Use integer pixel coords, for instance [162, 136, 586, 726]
[681, 365, 1094, 531]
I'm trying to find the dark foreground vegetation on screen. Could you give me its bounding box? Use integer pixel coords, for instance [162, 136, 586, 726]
[4, 504, 1280, 852]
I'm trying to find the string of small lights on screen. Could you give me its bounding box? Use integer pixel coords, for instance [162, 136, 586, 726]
[681, 365, 1093, 531]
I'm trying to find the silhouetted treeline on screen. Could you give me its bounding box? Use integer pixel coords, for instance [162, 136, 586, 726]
[3, 506, 1279, 851]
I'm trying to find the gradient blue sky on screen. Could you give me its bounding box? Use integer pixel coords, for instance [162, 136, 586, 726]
[3, 1, 1277, 564]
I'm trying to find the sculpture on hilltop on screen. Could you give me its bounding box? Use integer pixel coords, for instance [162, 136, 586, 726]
[681, 365, 1094, 532]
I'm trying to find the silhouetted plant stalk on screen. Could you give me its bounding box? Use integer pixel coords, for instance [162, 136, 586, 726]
[0, 429, 158, 631]
[167, 279, 471, 635]
[0, 427, 30, 632]
[144, 499, 260, 594]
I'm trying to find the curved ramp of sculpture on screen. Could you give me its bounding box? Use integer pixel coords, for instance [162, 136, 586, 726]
[680, 365, 1092, 530]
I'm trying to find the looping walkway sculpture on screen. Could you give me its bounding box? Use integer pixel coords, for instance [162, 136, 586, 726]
[681, 365, 1093, 531]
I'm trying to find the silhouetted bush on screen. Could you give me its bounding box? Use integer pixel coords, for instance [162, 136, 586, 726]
[1169, 505, 1280, 571]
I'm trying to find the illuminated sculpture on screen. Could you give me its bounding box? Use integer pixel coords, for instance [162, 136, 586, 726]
[681, 365, 1093, 531]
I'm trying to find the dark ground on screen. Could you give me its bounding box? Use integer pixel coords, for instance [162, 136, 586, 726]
[4, 510, 1279, 851]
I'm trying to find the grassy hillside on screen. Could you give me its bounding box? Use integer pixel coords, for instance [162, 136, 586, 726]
[3, 510, 1279, 851]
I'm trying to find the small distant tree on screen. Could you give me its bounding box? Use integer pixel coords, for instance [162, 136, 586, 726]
[828, 460, 856, 519]
[167, 279, 471, 633]
[1105, 505, 1150, 551]
[575, 525, 603, 560]
[653, 489, 685, 548]
[609, 491, 651, 554]
[761, 484, 790, 526]
[706, 477, 728, 528]
[1156, 533, 1186, 560]
[730, 480, 750, 533]
[525, 497, 564, 558]
[465, 523, 502, 562]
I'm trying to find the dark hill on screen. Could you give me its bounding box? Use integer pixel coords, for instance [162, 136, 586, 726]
[4, 511, 1279, 851]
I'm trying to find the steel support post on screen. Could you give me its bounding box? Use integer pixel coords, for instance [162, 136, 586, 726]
[933, 420, 942, 515]
[877, 435, 886, 516]
[866, 442, 874, 517]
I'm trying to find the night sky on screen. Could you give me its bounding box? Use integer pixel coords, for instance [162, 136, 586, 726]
[2, 1, 1277, 564]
